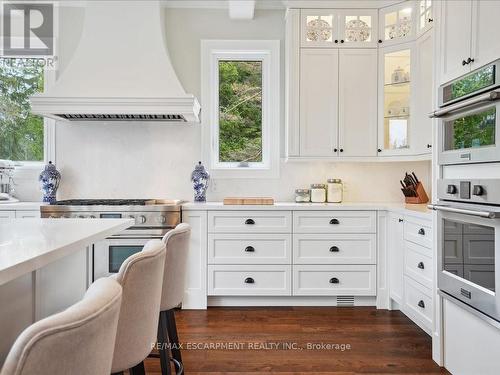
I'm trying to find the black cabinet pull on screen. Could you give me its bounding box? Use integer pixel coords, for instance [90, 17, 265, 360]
[333, 148, 338, 152]
[245, 219, 255, 225]
[329, 246, 340, 252]
[462, 59, 468, 66]
[428, 18, 433, 22]
[340, 39, 345, 43]
[378, 39, 383, 44]
[418, 228, 425, 235]
[329, 218, 340, 225]
[418, 261, 425, 269]
[244, 277, 255, 284]
[334, 39, 339, 43]
[329, 277, 339, 284]
[427, 144, 432, 148]
[418, 300, 425, 308]
[245, 246, 255, 252]
[398, 218, 404, 223]
[377, 148, 382, 153]
[339, 148, 344, 153]
[467, 57, 474, 64]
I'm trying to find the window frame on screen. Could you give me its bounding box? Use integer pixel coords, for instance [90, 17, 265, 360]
[201, 40, 280, 179]
[6, 68, 56, 170]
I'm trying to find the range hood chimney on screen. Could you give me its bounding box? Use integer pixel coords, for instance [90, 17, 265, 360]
[30, 1, 200, 123]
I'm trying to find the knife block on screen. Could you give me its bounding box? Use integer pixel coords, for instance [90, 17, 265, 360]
[405, 182, 429, 204]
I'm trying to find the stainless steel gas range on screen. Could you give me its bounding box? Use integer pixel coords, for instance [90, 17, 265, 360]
[41, 199, 182, 280]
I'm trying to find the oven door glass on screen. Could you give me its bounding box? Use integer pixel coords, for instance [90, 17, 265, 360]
[444, 218, 495, 291]
[108, 245, 144, 273]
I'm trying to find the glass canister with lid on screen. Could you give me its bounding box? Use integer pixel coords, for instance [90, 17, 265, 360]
[327, 178, 343, 203]
[310, 184, 327, 203]
[295, 189, 311, 203]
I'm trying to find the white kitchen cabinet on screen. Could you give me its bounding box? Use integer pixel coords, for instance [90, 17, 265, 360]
[378, 43, 415, 156]
[379, 1, 416, 47]
[470, 0, 500, 69]
[15, 210, 41, 218]
[338, 49, 378, 157]
[413, 29, 433, 155]
[337, 10, 378, 48]
[300, 9, 339, 48]
[438, 0, 473, 83]
[388, 213, 404, 306]
[0, 211, 15, 220]
[299, 48, 339, 156]
[417, 0, 433, 36]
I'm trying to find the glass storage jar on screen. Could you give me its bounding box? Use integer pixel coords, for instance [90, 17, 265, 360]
[327, 178, 343, 203]
[295, 189, 311, 203]
[310, 184, 327, 203]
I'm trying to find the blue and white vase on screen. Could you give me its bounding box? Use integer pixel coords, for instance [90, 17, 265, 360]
[191, 161, 209, 202]
[38, 161, 61, 204]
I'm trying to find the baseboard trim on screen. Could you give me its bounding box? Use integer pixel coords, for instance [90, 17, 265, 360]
[207, 296, 377, 307]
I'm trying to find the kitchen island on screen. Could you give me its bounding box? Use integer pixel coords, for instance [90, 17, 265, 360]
[0, 218, 133, 363]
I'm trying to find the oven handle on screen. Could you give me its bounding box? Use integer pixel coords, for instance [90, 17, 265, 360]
[429, 89, 500, 118]
[428, 204, 500, 218]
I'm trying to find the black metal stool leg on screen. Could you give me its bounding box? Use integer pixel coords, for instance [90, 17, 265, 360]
[130, 361, 146, 375]
[158, 311, 172, 375]
[166, 309, 183, 375]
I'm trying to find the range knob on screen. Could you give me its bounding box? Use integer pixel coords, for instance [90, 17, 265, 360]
[447, 184, 457, 194]
[472, 185, 484, 196]
[157, 215, 167, 224]
[138, 215, 147, 224]
[77, 215, 86, 219]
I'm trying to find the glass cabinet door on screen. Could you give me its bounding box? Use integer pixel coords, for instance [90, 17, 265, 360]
[301, 10, 338, 47]
[379, 46, 413, 154]
[418, 0, 433, 35]
[338, 10, 378, 48]
[379, 2, 415, 45]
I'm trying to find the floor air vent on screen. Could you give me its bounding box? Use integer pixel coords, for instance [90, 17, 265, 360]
[336, 296, 355, 307]
[56, 114, 186, 122]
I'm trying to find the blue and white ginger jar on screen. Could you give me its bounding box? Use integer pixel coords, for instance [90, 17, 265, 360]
[191, 161, 209, 202]
[38, 161, 61, 203]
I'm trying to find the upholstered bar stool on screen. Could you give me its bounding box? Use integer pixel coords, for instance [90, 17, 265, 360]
[156, 223, 191, 375]
[110, 239, 166, 375]
[1, 277, 123, 375]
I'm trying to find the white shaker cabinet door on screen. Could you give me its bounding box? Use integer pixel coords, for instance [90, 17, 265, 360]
[338, 49, 378, 157]
[299, 49, 339, 157]
[0, 211, 15, 219]
[470, 0, 500, 69]
[439, 0, 473, 84]
[388, 213, 404, 305]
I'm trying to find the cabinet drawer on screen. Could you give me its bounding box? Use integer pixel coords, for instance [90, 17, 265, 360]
[293, 265, 376, 296]
[208, 234, 291, 264]
[293, 234, 376, 264]
[293, 211, 376, 233]
[208, 265, 291, 296]
[208, 211, 292, 233]
[404, 241, 433, 289]
[403, 276, 432, 332]
[404, 217, 433, 249]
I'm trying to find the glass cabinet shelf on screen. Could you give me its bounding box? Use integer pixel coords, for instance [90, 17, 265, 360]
[384, 81, 410, 87]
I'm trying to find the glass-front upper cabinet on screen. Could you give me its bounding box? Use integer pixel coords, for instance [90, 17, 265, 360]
[379, 2, 416, 46]
[301, 10, 338, 47]
[301, 10, 378, 48]
[417, 0, 433, 35]
[338, 10, 378, 48]
[378, 44, 414, 155]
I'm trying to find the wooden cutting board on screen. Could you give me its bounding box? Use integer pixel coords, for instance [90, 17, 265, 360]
[223, 197, 275, 205]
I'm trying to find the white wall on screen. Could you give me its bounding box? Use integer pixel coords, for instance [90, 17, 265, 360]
[16, 5, 431, 203]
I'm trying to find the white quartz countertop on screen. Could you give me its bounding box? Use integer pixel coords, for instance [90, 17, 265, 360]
[182, 201, 432, 218]
[0, 218, 133, 285]
[0, 202, 45, 210]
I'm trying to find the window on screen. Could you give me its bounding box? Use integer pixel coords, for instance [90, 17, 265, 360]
[0, 59, 54, 165]
[201, 40, 280, 178]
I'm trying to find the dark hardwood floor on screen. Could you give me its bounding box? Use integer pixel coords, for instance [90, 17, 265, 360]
[144, 307, 449, 374]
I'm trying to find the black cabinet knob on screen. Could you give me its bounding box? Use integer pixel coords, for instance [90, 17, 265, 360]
[462, 59, 468, 66]
[333, 148, 338, 152]
[244, 277, 255, 284]
[334, 39, 339, 43]
[339, 148, 344, 153]
[467, 57, 474, 64]
[418, 300, 425, 308]
[418, 261, 425, 269]
[340, 39, 345, 43]
[329, 246, 340, 252]
[427, 144, 432, 148]
[245, 246, 255, 252]
[329, 218, 340, 225]
[418, 228, 425, 235]
[428, 18, 433, 22]
[398, 218, 404, 223]
[378, 39, 383, 44]
[245, 219, 255, 225]
[329, 277, 340, 284]
[377, 148, 382, 153]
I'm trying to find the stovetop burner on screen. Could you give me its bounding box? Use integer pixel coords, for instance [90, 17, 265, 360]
[51, 199, 154, 206]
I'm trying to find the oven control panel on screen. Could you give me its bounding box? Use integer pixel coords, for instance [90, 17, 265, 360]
[438, 179, 500, 204]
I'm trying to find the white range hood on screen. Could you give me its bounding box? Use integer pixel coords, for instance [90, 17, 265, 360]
[30, 1, 200, 123]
